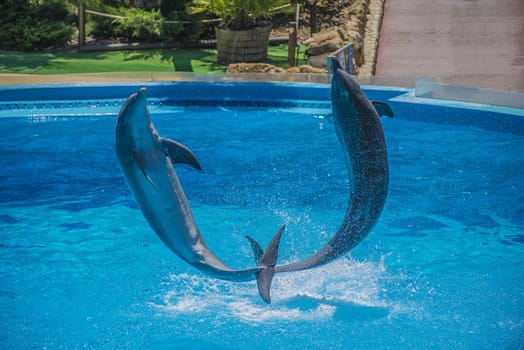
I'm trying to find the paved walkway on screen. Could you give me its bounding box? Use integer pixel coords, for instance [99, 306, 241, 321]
[375, 0, 524, 92]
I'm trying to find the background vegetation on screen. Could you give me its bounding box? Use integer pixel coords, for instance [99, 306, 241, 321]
[85, 0, 208, 45]
[0, 0, 320, 51]
[0, 0, 212, 51]
[0, 0, 76, 51]
[0, 0, 312, 73]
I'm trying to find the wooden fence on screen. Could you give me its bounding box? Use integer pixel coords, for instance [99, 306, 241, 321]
[76, 3, 301, 67]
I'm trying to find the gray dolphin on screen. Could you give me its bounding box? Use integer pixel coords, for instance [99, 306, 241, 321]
[248, 69, 392, 282]
[116, 88, 284, 303]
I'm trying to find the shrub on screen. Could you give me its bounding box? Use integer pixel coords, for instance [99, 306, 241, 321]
[0, 0, 75, 51]
[86, 0, 202, 46]
[190, 0, 291, 30]
[160, 0, 204, 46]
[114, 7, 165, 42]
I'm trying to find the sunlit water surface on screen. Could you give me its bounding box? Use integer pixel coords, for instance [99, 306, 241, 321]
[1, 104, 522, 349]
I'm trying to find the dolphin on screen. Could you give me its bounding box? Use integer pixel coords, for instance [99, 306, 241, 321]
[115, 88, 284, 303]
[248, 69, 393, 279]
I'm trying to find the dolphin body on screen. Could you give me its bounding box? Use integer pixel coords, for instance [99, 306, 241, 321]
[116, 88, 284, 303]
[248, 69, 392, 279]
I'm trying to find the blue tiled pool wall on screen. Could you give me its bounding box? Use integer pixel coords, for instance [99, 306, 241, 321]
[1, 81, 523, 135]
[388, 98, 524, 135]
[0, 82, 333, 105]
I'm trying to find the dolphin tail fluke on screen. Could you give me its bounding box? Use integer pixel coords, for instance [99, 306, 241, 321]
[256, 266, 275, 304]
[245, 224, 285, 303]
[245, 235, 264, 263]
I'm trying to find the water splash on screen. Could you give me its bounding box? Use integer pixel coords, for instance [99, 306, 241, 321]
[149, 257, 391, 323]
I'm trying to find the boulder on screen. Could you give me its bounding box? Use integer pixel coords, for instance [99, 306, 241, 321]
[226, 63, 328, 74]
[286, 65, 329, 74]
[305, 29, 344, 56]
[226, 63, 284, 73]
[307, 52, 333, 68]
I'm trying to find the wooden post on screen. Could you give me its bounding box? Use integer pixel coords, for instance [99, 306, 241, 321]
[310, 2, 318, 34]
[288, 26, 297, 67]
[287, 4, 300, 68]
[78, 2, 86, 48]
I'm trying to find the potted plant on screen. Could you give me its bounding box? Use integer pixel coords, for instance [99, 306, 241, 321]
[191, 0, 291, 63]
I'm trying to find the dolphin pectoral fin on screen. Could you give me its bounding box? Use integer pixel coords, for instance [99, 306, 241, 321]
[132, 150, 159, 191]
[255, 224, 286, 303]
[371, 101, 394, 118]
[161, 137, 202, 171]
[245, 235, 264, 263]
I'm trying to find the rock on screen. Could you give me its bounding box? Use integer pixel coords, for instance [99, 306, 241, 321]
[305, 29, 343, 56]
[359, 0, 386, 76]
[226, 0, 384, 76]
[307, 52, 333, 68]
[310, 28, 342, 43]
[347, 0, 367, 16]
[303, 0, 378, 74]
[226, 63, 328, 75]
[307, 44, 322, 56]
[226, 63, 284, 74]
[345, 30, 362, 45]
[285, 67, 302, 73]
[286, 65, 328, 74]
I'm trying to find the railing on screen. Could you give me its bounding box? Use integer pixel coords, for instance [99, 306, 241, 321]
[76, 2, 300, 66]
[82, 8, 222, 24]
[76, 3, 221, 47]
[327, 43, 354, 75]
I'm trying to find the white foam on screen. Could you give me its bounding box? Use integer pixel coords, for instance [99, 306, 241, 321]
[228, 300, 336, 322]
[148, 257, 392, 323]
[272, 258, 386, 305]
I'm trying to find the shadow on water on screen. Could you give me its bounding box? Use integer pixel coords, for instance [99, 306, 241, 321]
[285, 295, 390, 322]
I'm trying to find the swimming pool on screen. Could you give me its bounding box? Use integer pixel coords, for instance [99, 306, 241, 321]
[1, 81, 523, 349]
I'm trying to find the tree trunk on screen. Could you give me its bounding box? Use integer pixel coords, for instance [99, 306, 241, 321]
[78, 2, 86, 48]
[310, 2, 318, 34]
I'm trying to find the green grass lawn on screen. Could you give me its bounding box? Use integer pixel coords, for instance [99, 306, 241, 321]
[0, 45, 307, 74]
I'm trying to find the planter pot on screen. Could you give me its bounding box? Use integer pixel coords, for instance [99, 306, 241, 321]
[216, 25, 272, 63]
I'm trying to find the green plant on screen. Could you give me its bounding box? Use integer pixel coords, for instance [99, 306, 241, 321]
[298, 0, 330, 7]
[81, 1, 133, 40]
[0, 0, 75, 51]
[190, 0, 292, 30]
[159, 0, 205, 46]
[114, 7, 165, 42]
[83, 0, 202, 46]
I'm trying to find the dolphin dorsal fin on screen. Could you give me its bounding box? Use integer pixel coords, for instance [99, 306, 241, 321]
[371, 101, 394, 118]
[161, 138, 202, 171]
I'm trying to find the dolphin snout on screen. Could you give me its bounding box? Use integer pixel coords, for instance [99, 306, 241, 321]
[136, 87, 147, 101]
[130, 88, 147, 111]
[118, 88, 148, 125]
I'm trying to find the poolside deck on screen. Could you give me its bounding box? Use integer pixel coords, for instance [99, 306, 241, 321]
[375, 0, 524, 92]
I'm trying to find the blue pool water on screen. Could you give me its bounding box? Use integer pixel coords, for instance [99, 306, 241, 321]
[0, 82, 523, 349]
